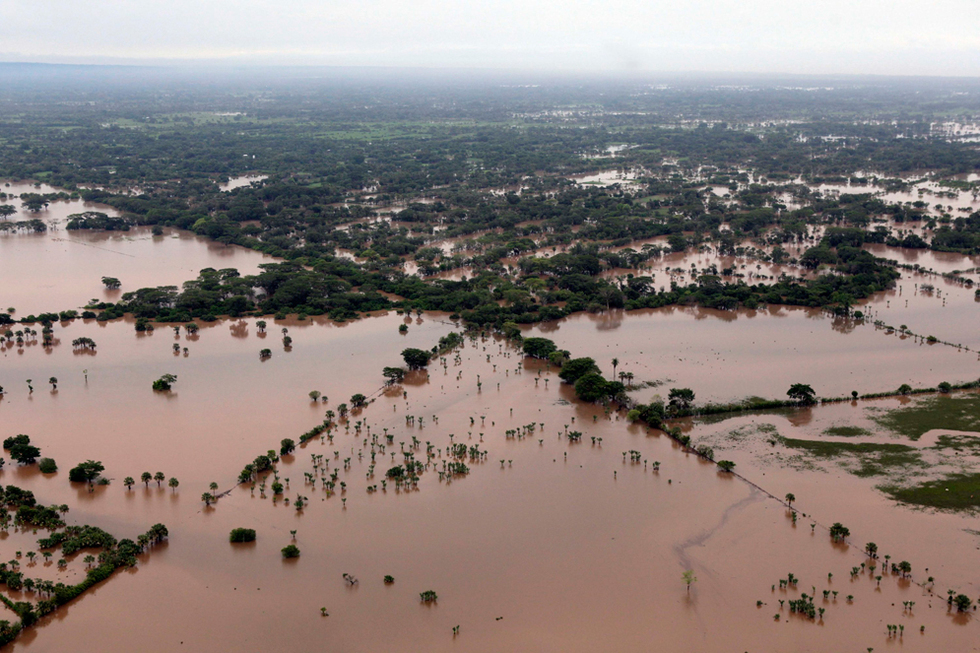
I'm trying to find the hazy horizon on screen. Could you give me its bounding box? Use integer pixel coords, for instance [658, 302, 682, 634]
[3, 0, 978, 77]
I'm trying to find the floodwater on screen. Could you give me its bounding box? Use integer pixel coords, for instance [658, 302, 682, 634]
[521, 303, 980, 405]
[1, 311, 978, 652]
[219, 175, 268, 191]
[2, 179, 980, 651]
[0, 180, 276, 315]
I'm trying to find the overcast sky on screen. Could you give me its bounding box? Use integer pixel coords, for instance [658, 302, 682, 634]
[2, 0, 978, 76]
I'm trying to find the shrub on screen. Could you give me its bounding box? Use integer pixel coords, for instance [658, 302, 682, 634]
[229, 528, 256, 543]
[38, 458, 57, 474]
[281, 544, 300, 559]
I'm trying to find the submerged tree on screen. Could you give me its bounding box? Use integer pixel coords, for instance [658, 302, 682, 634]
[682, 570, 697, 592]
[401, 348, 431, 370]
[787, 383, 816, 405]
[152, 374, 177, 391]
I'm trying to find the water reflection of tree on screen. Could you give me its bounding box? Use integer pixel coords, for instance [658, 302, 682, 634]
[229, 320, 249, 339]
[589, 309, 623, 331]
[830, 316, 857, 335]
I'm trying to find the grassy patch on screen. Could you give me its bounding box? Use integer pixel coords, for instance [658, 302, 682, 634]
[823, 426, 872, 437]
[780, 438, 915, 458]
[871, 394, 980, 440]
[780, 437, 923, 477]
[883, 473, 980, 511]
[932, 434, 980, 452]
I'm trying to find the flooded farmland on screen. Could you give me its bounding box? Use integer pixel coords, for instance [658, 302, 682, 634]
[2, 73, 980, 653]
[1, 304, 978, 651]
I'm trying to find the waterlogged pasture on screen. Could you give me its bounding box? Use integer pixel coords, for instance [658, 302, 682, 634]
[0, 312, 978, 651]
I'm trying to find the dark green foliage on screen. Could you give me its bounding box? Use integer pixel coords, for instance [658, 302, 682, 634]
[68, 460, 104, 483]
[281, 544, 300, 558]
[280, 439, 296, 456]
[9, 444, 40, 465]
[2, 434, 30, 450]
[229, 528, 257, 543]
[152, 373, 177, 391]
[401, 348, 431, 369]
[787, 383, 817, 405]
[558, 357, 600, 384]
[573, 373, 624, 403]
[522, 337, 557, 359]
[67, 213, 131, 231]
[668, 388, 696, 412]
[3, 485, 36, 507]
[38, 458, 57, 473]
[953, 594, 973, 612]
[829, 522, 850, 541]
[38, 525, 117, 555]
[383, 367, 405, 384]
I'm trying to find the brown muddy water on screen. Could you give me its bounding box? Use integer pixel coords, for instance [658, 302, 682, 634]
[1, 310, 978, 651]
[2, 178, 979, 650]
[0, 181, 276, 317]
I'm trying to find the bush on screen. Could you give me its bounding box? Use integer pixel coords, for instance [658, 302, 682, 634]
[229, 528, 256, 543]
[38, 458, 57, 474]
[281, 544, 300, 559]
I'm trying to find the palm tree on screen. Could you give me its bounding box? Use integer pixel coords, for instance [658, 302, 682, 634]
[154, 472, 165, 487]
[785, 493, 795, 506]
[141, 472, 152, 487]
[611, 358, 619, 378]
[209, 482, 219, 496]
[682, 570, 697, 591]
[201, 492, 214, 506]
[124, 477, 135, 490]
[49, 377, 58, 390]
[168, 477, 179, 492]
